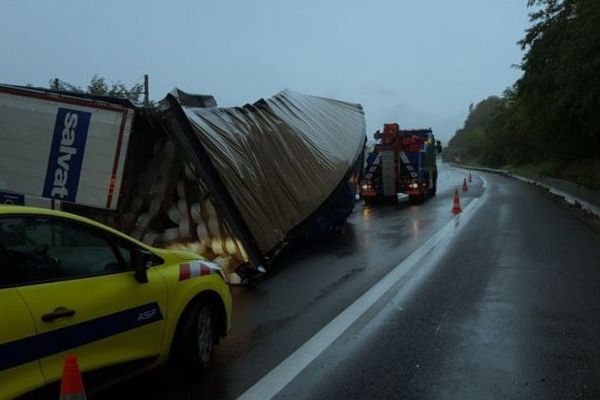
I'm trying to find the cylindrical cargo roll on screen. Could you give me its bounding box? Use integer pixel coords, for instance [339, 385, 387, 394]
[186, 241, 203, 256]
[167, 206, 183, 224]
[228, 272, 242, 285]
[142, 232, 159, 246]
[196, 223, 208, 240]
[179, 218, 193, 239]
[185, 165, 195, 181]
[190, 203, 203, 224]
[207, 216, 221, 237]
[148, 196, 161, 217]
[176, 180, 186, 199]
[211, 237, 224, 255]
[135, 213, 151, 231]
[225, 237, 239, 257]
[236, 239, 249, 262]
[155, 178, 168, 197]
[177, 198, 188, 216]
[162, 227, 180, 242]
[204, 199, 217, 216]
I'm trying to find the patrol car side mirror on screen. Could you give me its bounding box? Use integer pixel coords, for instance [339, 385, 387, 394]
[132, 248, 153, 283]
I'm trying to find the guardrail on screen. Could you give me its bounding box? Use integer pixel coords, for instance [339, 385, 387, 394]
[455, 164, 600, 218]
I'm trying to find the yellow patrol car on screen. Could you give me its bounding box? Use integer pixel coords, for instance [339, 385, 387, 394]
[0, 206, 232, 399]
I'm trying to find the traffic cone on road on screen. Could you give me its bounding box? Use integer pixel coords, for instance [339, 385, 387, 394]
[462, 178, 468, 192]
[468, 172, 472, 183]
[452, 189, 462, 214]
[60, 355, 86, 400]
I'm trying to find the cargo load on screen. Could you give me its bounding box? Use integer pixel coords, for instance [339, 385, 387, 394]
[0, 84, 366, 282]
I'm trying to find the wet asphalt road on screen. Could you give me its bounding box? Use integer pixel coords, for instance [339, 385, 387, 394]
[103, 162, 600, 399]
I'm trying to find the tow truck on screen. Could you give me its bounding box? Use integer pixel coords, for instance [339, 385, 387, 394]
[361, 123, 441, 203]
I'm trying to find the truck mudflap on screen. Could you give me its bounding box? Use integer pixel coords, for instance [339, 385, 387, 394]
[158, 89, 366, 271]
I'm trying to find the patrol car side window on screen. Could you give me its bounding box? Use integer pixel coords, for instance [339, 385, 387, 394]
[0, 217, 125, 285]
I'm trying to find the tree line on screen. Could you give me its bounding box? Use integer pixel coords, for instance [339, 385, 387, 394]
[445, 0, 599, 172]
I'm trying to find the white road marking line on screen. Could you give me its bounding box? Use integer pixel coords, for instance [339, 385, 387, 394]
[238, 192, 487, 400]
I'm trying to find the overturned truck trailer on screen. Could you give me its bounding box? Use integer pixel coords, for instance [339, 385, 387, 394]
[0, 84, 366, 282]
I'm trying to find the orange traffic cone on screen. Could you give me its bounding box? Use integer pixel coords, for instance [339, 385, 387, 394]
[462, 178, 468, 192]
[452, 189, 462, 214]
[60, 355, 86, 399]
[468, 172, 472, 183]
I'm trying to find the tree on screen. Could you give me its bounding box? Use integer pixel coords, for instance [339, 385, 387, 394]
[48, 75, 145, 103]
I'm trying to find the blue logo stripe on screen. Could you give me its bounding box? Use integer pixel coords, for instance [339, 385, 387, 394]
[42, 108, 91, 202]
[0, 302, 163, 371]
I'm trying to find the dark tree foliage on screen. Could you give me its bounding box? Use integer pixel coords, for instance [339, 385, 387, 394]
[446, 0, 600, 167]
[49, 75, 144, 103]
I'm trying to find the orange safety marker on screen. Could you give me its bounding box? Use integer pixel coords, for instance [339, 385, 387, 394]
[60, 355, 86, 400]
[452, 189, 462, 214]
[462, 177, 468, 192]
[468, 172, 472, 183]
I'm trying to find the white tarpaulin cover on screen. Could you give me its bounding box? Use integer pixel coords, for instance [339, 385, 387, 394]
[176, 89, 366, 252]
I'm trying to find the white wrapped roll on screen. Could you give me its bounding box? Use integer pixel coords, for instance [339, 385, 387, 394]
[177, 198, 188, 216]
[207, 216, 221, 237]
[167, 206, 183, 224]
[135, 213, 151, 231]
[225, 237, 238, 257]
[228, 272, 242, 285]
[186, 241, 203, 256]
[162, 227, 180, 242]
[179, 218, 193, 239]
[142, 232, 159, 246]
[237, 239, 249, 262]
[190, 203, 203, 224]
[148, 196, 161, 217]
[196, 223, 208, 240]
[177, 181, 186, 199]
[185, 165, 195, 181]
[211, 237, 224, 255]
[204, 199, 217, 216]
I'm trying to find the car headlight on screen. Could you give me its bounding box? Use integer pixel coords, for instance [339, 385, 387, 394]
[361, 184, 370, 190]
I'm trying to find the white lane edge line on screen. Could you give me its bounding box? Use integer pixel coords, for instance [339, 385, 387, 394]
[238, 195, 486, 400]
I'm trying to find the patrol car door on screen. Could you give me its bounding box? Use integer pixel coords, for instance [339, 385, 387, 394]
[0, 215, 168, 384]
[0, 277, 46, 399]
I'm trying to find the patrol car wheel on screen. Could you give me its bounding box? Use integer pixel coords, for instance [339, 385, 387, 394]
[173, 300, 215, 369]
[195, 306, 214, 366]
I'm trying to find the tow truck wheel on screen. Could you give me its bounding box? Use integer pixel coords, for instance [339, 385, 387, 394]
[409, 194, 426, 203]
[172, 300, 215, 369]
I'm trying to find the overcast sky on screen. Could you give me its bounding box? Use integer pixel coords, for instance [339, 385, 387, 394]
[0, 0, 530, 144]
